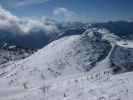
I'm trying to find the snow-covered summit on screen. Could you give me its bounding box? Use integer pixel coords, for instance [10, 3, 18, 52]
[0, 28, 111, 88]
[83, 28, 120, 43]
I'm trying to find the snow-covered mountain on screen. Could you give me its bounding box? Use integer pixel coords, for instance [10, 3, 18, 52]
[0, 28, 111, 87]
[0, 28, 133, 100]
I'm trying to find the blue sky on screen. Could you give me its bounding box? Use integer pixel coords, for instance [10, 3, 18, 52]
[0, 0, 133, 22]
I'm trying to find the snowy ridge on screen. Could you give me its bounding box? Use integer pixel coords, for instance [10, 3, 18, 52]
[116, 40, 133, 48]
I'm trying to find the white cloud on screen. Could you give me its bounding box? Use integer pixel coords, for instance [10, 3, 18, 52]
[53, 7, 80, 22]
[53, 8, 68, 15]
[16, 0, 49, 7]
[0, 6, 21, 33]
[0, 6, 59, 34]
[19, 18, 58, 33]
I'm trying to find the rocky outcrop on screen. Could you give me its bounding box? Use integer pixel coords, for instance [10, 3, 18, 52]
[110, 45, 133, 73]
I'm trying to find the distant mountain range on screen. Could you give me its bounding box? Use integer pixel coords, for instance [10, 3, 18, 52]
[0, 21, 133, 49]
[92, 21, 133, 39]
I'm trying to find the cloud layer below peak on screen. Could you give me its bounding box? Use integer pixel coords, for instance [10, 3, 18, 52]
[0, 6, 59, 35]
